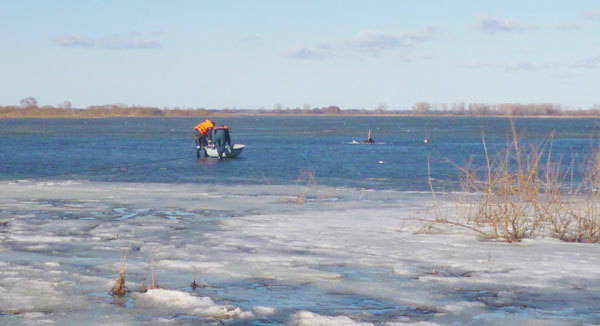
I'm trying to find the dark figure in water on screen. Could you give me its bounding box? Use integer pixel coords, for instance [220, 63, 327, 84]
[213, 125, 232, 159]
[363, 128, 375, 143]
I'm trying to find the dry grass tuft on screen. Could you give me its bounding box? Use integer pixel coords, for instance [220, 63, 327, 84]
[454, 121, 600, 242]
[294, 169, 318, 204]
[554, 150, 600, 242]
[149, 260, 159, 290]
[139, 258, 161, 292]
[110, 249, 128, 296]
[138, 275, 148, 293]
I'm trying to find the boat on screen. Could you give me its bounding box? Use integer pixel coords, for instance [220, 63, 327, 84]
[204, 144, 245, 159]
[363, 129, 375, 143]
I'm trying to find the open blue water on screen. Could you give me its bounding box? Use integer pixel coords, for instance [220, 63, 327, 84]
[1, 117, 599, 190]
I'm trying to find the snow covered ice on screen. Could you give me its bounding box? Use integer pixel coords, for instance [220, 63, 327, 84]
[0, 180, 599, 325]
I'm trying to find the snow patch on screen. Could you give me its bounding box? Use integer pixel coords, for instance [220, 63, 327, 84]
[289, 311, 372, 326]
[133, 289, 253, 320]
[252, 305, 276, 316]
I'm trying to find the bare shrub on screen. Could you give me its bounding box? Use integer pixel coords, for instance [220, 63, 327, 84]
[294, 169, 318, 204]
[458, 123, 547, 241]
[556, 150, 600, 242]
[110, 250, 128, 296]
[458, 122, 600, 242]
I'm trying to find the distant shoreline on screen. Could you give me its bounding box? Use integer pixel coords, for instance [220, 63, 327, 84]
[2, 112, 600, 119]
[2, 106, 600, 119]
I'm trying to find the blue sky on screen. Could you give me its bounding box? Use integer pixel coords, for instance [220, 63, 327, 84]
[1, 1, 599, 109]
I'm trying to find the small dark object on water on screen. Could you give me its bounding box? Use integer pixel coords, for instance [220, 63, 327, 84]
[191, 279, 208, 289]
[363, 128, 375, 143]
[191, 272, 208, 289]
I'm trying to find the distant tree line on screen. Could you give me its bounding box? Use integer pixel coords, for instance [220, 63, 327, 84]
[2, 97, 600, 118]
[410, 102, 579, 116]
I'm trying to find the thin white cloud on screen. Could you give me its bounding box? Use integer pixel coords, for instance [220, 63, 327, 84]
[287, 26, 435, 60]
[100, 36, 160, 49]
[54, 33, 160, 49]
[553, 73, 576, 79]
[583, 9, 600, 21]
[407, 26, 438, 42]
[346, 30, 408, 49]
[473, 56, 600, 70]
[345, 26, 436, 50]
[477, 15, 527, 33]
[504, 62, 546, 71]
[464, 62, 495, 69]
[569, 55, 600, 69]
[287, 47, 319, 60]
[239, 34, 263, 44]
[316, 41, 333, 50]
[54, 34, 95, 48]
[555, 23, 583, 31]
[465, 61, 548, 71]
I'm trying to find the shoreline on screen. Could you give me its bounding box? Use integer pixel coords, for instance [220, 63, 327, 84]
[2, 112, 600, 119]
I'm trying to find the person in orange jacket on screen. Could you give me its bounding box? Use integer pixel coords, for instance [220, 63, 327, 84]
[193, 119, 215, 158]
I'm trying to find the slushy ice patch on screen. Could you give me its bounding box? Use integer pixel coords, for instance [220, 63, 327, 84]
[0, 181, 599, 325]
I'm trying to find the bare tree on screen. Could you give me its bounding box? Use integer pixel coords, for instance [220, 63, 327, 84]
[412, 102, 431, 114]
[323, 106, 341, 114]
[468, 103, 490, 115]
[19, 97, 38, 108]
[452, 102, 465, 114]
[376, 103, 388, 113]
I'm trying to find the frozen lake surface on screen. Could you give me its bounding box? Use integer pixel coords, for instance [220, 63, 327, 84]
[1, 180, 599, 325]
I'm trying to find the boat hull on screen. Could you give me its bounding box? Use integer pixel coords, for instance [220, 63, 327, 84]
[204, 144, 245, 158]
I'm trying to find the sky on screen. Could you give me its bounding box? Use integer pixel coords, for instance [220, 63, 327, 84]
[1, 0, 599, 110]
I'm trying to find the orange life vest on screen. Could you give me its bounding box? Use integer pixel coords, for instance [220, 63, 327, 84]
[194, 120, 214, 135]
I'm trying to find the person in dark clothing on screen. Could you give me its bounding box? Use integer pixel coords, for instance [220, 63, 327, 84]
[212, 125, 231, 159]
